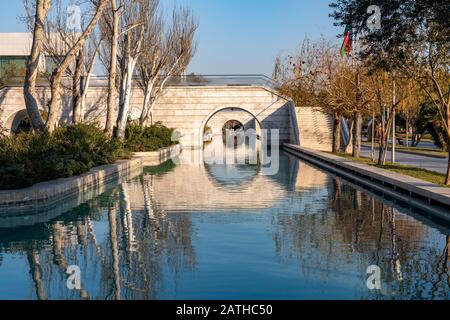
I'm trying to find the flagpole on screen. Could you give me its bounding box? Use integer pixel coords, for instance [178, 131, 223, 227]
[352, 26, 361, 158]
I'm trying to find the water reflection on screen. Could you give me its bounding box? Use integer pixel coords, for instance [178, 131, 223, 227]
[0, 146, 449, 300]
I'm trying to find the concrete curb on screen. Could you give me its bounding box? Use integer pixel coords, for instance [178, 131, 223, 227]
[133, 144, 182, 166]
[0, 158, 143, 212]
[283, 143, 450, 221]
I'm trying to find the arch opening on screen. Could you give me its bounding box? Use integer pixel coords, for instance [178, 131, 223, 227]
[5, 109, 48, 135]
[5, 109, 29, 135]
[201, 107, 262, 148]
[221, 120, 244, 146]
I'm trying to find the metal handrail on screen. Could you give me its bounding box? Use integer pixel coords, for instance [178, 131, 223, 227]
[89, 74, 280, 89]
[0, 74, 281, 89]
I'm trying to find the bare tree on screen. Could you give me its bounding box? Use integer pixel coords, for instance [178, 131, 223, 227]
[403, 39, 450, 182]
[370, 71, 412, 165]
[115, 0, 150, 139]
[277, 39, 354, 153]
[78, 34, 103, 123]
[45, 0, 107, 131]
[138, 8, 197, 125]
[72, 47, 84, 123]
[103, 0, 121, 136]
[36, 1, 106, 125]
[23, 0, 51, 131]
[277, 38, 374, 155]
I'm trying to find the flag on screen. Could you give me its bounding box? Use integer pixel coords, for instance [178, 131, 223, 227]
[341, 24, 353, 57]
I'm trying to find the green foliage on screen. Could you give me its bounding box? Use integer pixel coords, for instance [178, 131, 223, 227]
[329, 0, 450, 72]
[0, 122, 176, 190]
[0, 124, 131, 190]
[125, 122, 177, 152]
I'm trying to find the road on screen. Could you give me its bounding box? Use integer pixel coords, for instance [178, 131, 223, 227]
[360, 146, 448, 174]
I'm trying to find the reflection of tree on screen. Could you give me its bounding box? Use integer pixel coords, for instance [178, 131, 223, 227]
[108, 205, 121, 300]
[27, 250, 46, 300]
[0, 172, 196, 300]
[52, 223, 68, 270]
[271, 178, 450, 299]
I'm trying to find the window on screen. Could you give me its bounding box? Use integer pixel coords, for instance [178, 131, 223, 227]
[0, 56, 27, 78]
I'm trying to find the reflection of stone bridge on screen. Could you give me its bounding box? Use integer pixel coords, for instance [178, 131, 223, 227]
[127, 150, 331, 213]
[0, 75, 333, 150]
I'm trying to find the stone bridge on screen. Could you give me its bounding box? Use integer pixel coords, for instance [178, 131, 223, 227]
[0, 75, 333, 150]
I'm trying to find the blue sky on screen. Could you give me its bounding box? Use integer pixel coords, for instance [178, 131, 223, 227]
[0, 0, 340, 76]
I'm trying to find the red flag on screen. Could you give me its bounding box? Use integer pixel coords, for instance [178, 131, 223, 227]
[341, 24, 353, 57]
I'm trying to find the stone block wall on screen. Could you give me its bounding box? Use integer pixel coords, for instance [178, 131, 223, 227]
[1, 85, 294, 148]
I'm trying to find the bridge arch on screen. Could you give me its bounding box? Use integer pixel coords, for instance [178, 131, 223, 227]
[5, 109, 29, 134]
[4, 108, 47, 134]
[199, 106, 262, 148]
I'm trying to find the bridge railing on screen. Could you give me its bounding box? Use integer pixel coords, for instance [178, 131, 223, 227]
[2, 74, 280, 89]
[88, 74, 280, 89]
[165, 74, 279, 88]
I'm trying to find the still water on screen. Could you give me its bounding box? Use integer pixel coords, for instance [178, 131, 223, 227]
[0, 145, 449, 300]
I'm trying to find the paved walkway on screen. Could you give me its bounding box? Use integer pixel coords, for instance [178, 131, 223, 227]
[360, 146, 448, 174]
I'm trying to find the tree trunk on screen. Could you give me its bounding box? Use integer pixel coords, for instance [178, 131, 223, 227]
[345, 120, 354, 154]
[47, 70, 63, 132]
[391, 79, 396, 163]
[405, 114, 409, 148]
[378, 110, 393, 165]
[352, 111, 362, 158]
[108, 205, 121, 300]
[72, 50, 84, 124]
[378, 141, 387, 165]
[352, 60, 362, 158]
[105, 0, 120, 137]
[445, 148, 450, 185]
[46, 0, 107, 131]
[332, 112, 341, 153]
[371, 111, 375, 161]
[23, 0, 51, 131]
[80, 42, 101, 123]
[139, 79, 155, 125]
[445, 106, 450, 185]
[116, 28, 144, 139]
[116, 57, 136, 139]
[27, 251, 47, 300]
[139, 55, 183, 125]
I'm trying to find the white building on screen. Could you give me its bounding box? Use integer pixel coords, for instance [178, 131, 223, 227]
[0, 32, 74, 78]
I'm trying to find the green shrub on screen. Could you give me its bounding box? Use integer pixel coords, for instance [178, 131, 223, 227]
[0, 124, 131, 190]
[125, 122, 177, 152]
[0, 121, 177, 190]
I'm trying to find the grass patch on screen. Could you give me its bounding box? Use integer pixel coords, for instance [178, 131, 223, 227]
[394, 146, 448, 158]
[334, 152, 448, 187]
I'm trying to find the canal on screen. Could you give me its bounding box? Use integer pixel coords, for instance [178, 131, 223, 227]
[0, 145, 449, 300]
